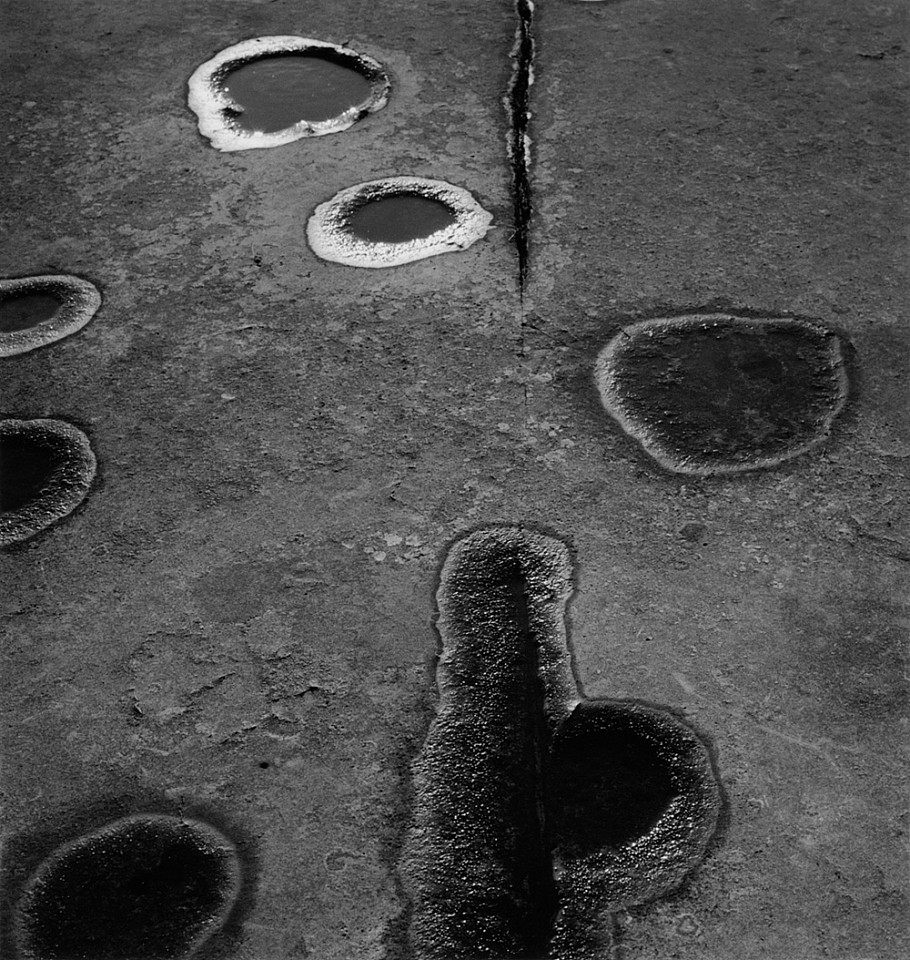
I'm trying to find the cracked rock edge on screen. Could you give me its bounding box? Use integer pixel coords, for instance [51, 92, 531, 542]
[505, 0, 535, 288]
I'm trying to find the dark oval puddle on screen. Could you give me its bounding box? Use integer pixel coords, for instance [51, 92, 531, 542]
[0, 419, 96, 547]
[14, 815, 241, 960]
[343, 193, 458, 244]
[188, 37, 391, 152]
[222, 53, 373, 133]
[0, 275, 100, 357]
[595, 314, 849, 475]
[0, 292, 61, 333]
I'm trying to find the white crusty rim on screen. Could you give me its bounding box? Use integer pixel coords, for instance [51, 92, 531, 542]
[306, 177, 494, 268]
[187, 36, 391, 152]
[0, 275, 100, 358]
[594, 313, 849, 476]
[0, 418, 97, 547]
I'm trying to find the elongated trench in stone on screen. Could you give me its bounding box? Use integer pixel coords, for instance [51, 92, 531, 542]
[0, 292, 61, 333]
[504, 565, 561, 956]
[223, 54, 373, 132]
[403, 527, 721, 960]
[343, 194, 457, 243]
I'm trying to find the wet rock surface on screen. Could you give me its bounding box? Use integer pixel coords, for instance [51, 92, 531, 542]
[0, 293, 60, 333]
[343, 194, 458, 244]
[1, 0, 907, 958]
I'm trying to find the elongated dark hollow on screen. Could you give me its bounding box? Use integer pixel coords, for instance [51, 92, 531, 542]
[401, 526, 721, 960]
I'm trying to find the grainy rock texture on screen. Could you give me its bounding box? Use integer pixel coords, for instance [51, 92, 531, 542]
[1, 0, 907, 958]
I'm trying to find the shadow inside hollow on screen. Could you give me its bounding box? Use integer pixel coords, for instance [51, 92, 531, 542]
[548, 705, 678, 854]
[0, 434, 57, 513]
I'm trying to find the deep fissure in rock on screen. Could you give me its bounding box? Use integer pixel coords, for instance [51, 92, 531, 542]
[342, 193, 457, 243]
[222, 52, 373, 132]
[507, 0, 535, 290]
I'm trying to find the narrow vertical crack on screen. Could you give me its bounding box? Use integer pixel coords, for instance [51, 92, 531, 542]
[506, 0, 536, 293]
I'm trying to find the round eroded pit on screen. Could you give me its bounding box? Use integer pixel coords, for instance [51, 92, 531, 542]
[308, 177, 493, 268]
[14, 815, 241, 960]
[344, 193, 458, 243]
[595, 313, 849, 475]
[0, 275, 101, 356]
[188, 37, 390, 151]
[0, 419, 96, 546]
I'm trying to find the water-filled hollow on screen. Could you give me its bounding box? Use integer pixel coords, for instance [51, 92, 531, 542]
[0, 292, 61, 333]
[223, 52, 373, 132]
[343, 193, 458, 243]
